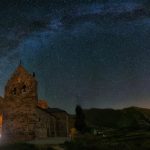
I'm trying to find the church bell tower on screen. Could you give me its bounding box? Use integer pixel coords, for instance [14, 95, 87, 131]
[2, 64, 38, 141]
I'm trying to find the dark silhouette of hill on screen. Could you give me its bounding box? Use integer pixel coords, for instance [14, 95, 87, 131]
[84, 107, 150, 129]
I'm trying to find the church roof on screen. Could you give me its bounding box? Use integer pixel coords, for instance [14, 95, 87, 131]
[37, 106, 57, 118]
[15, 64, 28, 74]
[47, 107, 68, 114]
[6, 64, 35, 86]
[37, 106, 68, 113]
[12, 64, 32, 77]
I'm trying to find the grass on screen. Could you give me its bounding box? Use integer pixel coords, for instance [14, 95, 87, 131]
[64, 130, 150, 150]
[0, 143, 54, 150]
[0, 143, 37, 150]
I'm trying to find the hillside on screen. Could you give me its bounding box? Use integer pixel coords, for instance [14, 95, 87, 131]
[84, 107, 150, 129]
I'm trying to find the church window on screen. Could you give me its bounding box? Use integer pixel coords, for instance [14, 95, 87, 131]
[13, 88, 16, 95]
[33, 72, 35, 77]
[22, 85, 26, 93]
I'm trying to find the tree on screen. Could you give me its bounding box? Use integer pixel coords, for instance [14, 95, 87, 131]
[75, 105, 87, 134]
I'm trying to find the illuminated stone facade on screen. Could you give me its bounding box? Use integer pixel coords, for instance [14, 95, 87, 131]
[0, 65, 69, 142]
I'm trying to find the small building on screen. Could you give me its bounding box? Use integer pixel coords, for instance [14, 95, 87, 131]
[0, 64, 70, 142]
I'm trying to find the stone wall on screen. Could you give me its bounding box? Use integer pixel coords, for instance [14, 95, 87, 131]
[35, 108, 56, 139]
[51, 112, 69, 137]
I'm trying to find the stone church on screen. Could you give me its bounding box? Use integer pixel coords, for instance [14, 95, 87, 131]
[0, 64, 70, 142]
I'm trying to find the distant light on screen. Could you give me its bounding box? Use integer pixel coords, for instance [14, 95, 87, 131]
[0, 134, 2, 138]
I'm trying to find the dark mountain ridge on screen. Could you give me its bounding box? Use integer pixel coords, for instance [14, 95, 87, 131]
[84, 107, 150, 129]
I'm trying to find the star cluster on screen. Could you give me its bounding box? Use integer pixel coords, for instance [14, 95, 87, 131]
[0, 0, 150, 113]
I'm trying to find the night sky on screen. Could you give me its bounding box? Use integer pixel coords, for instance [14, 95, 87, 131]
[1, 0, 150, 113]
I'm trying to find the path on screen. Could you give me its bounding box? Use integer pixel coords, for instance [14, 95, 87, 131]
[51, 145, 64, 150]
[27, 137, 69, 150]
[27, 137, 69, 145]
